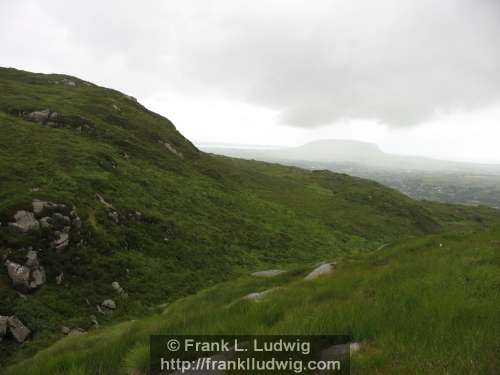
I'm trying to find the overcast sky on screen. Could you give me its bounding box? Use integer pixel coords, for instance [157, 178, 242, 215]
[2, 0, 500, 163]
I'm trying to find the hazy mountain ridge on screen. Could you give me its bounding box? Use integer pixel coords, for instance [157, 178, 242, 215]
[201, 140, 500, 208]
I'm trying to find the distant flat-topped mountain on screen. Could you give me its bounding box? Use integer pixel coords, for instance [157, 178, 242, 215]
[201, 139, 500, 174]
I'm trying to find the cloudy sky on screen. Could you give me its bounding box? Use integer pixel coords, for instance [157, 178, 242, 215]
[2, 0, 500, 162]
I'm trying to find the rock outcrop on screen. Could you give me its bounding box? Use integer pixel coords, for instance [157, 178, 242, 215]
[98, 299, 117, 314]
[5, 251, 46, 293]
[112, 281, 128, 298]
[304, 262, 336, 281]
[7, 199, 82, 252]
[243, 288, 279, 302]
[9, 210, 39, 232]
[251, 269, 285, 277]
[0, 316, 31, 343]
[320, 342, 361, 360]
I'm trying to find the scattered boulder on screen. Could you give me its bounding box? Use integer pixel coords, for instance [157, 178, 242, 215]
[61, 326, 71, 335]
[112, 104, 120, 111]
[30, 268, 46, 289]
[158, 140, 184, 159]
[25, 109, 50, 123]
[320, 342, 361, 360]
[90, 314, 99, 328]
[67, 328, 86, 337]
[243, 288, 279, 302]
[99, 299, 116, 314]
[25, 250, 39, 268]
[304, 262, 336, 281]
[251, 269, 285, 278]
[51, 230, 69, 250]
[5, 260, 31, 293]
[32, 199, 56, 215]
[108, 211, 119, 224]
[9, 210, 39, 232]
[96, 193, 114, 209]
[4, 251, 46, 293]
[111, 281, 128, 298]
[56, 271, 64, 285]
[7, 316, 31, 343]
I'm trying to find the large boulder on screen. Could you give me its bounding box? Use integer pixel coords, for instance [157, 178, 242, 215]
[7, 316, 31, 343]
[243, 288, 279, 302]
[32, 199, 56, 215]
[99, 299, 117, 314]
[251, 269, 285, 278]
[51, 230, 69, 250]
[304, 262, 336, 281]
[4, 251, 46, 293]
[320, 342, 361, 360]
[9, 210, 39, 232]
[25, 109, 50, 123]
[5, 260, 31, 293]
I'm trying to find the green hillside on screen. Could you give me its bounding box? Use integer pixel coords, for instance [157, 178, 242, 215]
[0, 68, 498, 372]
[4, 224, 500, 374]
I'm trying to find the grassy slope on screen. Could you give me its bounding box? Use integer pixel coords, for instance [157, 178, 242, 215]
[0, 67, 498, 371]
[5, 223, 500, 375]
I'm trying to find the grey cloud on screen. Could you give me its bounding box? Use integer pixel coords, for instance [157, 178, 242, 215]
[1, 0, 500, 127]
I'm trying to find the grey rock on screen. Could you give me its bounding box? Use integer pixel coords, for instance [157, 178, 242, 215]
[52, 213, 70, 225]
[25, 250, 39, 268]
[9, 210, 39, 232]
[243, 288, 279, 302]
[90, 314, 99, 327]
[108, 211, 119, 224]
[7, 316, 31, 343]
[56, 272, 64, 285]
[68, 328, 86, 336]
[159, 140, 184, 159]
[5, 260, 31, 293]
[52, 231, 69, 250]
[30, 267, 46, 289]
[101, 299, 116, 311]
[72, 216, 82, 230]
[112, 281, 122, 292]
[320, 342, 361, 360]
[26, 109, 50, 123]
[40, 217, 52, 229]
[304, 262, 336, 281]
[61, 326, 71, 335]
[112, 104, 120, 111]
[33, 199, 53, 215]
[96, 193, 114, 209]
[251, 269, 285, 278]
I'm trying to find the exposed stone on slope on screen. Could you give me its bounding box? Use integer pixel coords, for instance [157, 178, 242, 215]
[5, 260, 31, 293]
[52, 230, 69, 250]
[9, 210, 39, 232]
[112, 281, 128, 298]
[25, 109, 50, 123]
[304, 262, 336, 280]
[7, 316, 31, 343]
[243, 288, 279, 302]
[159, 140, 184, 159]
[320, 342, 361, 360]
[251, 269, 285, 277]
[99, 299, 117, 314]
[5, 250, 46, 293]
